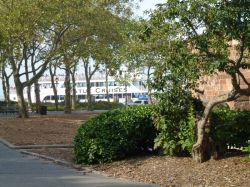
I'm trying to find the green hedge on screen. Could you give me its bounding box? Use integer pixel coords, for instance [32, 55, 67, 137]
[74, 105, 156, 164]
[211, 107, 250, 149]
[78, 101, 125, 110]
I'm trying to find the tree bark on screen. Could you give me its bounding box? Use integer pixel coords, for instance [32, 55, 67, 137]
[34, 81, 41, 113]
[14, 75, 28, 118]
[71, 69, 76, 110]
[105, 66, 110, 102]
[70, 63, 77, 110]
[83, 58, 98, 111]
[147, 66, 153, 104]
[49, 63, 59, 111]
[64, 65, 71, 114]
[1, 66, 11, 104]
[192, 90, 238, 162]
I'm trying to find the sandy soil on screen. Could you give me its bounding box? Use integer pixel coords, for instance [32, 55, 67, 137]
[0, 112, 249, 187]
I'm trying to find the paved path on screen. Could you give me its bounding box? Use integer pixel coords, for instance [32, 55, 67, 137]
[0, 143, 156, 187]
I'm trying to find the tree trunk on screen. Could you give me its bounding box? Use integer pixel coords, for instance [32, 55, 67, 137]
[192, 90, 238, 162]
[49, 64, 58, 111]
[105, 66, 110, 102]
[27, 85, 32, 111]
[147, 66, 153, 104]
[24, 45, 32, 111]
[31, 60, 41, 113]
[1, 70, 7, 102]
[34, 81, 41, 113]
[71, 70, 76, 110]
[86, 78, 92, 110]
[64, 66, 71, 114]
[14, 76, 28, 118]
[192, 116, 212, 163]
[2, 67, 11, 104]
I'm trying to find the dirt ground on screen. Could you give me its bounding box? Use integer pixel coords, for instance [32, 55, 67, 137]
[0, 113, 249, 187]
[0, 112, 97, 145]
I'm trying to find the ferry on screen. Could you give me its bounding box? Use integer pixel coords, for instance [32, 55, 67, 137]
[9, 73, 149, 104]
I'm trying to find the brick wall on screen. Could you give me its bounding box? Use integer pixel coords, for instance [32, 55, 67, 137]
[198, 70, 250, 110]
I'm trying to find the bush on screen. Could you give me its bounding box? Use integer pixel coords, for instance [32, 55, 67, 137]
[211, 107, 250, 149]
[74, 105, 156, 164]
[78, 101, 125, 110]
[152, 88, 196, 156]
[242, 140, 250, 162]
[0, 101, 18, 106]
[153, 103, 195, 156]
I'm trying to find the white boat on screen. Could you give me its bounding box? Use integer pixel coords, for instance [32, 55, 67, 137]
[9, 73, 148, 104]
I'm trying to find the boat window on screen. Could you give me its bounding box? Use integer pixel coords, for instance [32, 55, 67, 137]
[91, 82, 95, 87]
[59, 95, 65, 100]
[132, 93, 139, 98]
[97, 82, 104, 87]
[77, 95, 86, 99]
[44, 96, 51, 100]
[96, 94, 105, 99]
[109, 81, 114, 86]
[77, 82, 86, 87]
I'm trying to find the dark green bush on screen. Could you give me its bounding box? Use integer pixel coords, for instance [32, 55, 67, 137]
[211, 107, 250, 149]
[153, 102, 196, 156]
[152, 86, 197, 156]
[79, 101, 124, 110]
[242, 140, 250, 162]
[74, 105, 156, 164]
[0, 101, 18, 106]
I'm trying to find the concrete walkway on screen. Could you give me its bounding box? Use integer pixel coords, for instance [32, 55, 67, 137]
[0, 142, 156, 187]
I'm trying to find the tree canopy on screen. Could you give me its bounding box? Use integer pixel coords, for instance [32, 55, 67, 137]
[137, 0, 250, 162]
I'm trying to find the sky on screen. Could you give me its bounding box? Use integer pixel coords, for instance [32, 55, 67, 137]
[0, 0, 165, 100]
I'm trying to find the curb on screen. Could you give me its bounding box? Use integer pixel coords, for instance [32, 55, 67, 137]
[0, 138, 94, 174]
[20, 150, 95, 175]
[0, 138, 73, 149]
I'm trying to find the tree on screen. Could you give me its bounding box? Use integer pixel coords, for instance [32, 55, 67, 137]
[69, 1, 132, 110]
[119, 20, 162, 103]
[146, 0, 250, 162]
[49, 60, 59, 111]
[0, 0, 72, 117]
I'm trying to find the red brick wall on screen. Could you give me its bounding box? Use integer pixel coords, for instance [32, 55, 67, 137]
[198, 70, 250, 110]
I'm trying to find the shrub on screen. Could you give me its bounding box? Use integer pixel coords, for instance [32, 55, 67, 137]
[153, 103, 196, 156]
[152, 88, 196, 156]
[211, 107, 250, 149]
[79, 101, 124, 110]
[74, 105, 156, 164]
[242, 140, 250, 162]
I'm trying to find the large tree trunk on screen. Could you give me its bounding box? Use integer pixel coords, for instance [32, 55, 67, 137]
[64, 66, 71, 114]
[14, 76, 28, 118]
[105, 66, 110, 102]
[1, 67, 11, 104]
[71, 70, 76, 110]
[24, 45, 32, 111]
[34, 81, 41, 113]
[86, 78, 92, 111]
[192, 90, 238, 162]
[31, 60, 41, 114]
[49, 64, 59, 111]
[147, 66, 153, 104]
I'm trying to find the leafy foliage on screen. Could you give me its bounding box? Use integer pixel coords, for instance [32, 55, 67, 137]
[79, 101, 125, 110]
[152, 88, 196, 156]
[211, 107, 250, 149]
[242, 140, 250, 162]
[74, 105, 155, 164]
